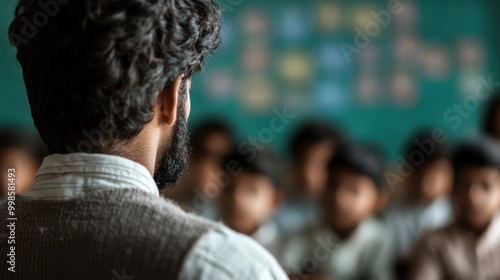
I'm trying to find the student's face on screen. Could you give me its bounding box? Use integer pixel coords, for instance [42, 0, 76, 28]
[189, 132, 232, 195]
[323, 168, 379, 231]
[454, 167, 500, 230]
[0, 148, 40, 196]
[295, 141, 334, 196]
[412, 159, 453, 202]
[204, 132, 233, 159]
[219, 172, 278, 235]
[190, 156, 223, 196]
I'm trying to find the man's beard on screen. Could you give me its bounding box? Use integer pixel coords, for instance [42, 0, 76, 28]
[153, 88, 190, 190]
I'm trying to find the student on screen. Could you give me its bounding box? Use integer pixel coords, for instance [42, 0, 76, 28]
[276, 120, 344, 233]
[218, 148, 282, 256]
[0, 0, 287, 279]
[409, 137, 500, 280]
[163, 119, 235, 218]
[0, 128, 48, 198]
[281, 143, 392, 280]
[384, 131, 453, 276]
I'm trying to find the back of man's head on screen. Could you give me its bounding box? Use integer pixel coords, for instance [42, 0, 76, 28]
[8, 0, 222, 154]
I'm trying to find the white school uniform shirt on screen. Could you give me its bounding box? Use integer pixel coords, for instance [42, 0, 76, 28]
[281, 218, 393, 280]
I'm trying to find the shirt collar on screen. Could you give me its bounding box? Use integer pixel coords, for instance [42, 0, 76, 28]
[24, 153, 159, 199]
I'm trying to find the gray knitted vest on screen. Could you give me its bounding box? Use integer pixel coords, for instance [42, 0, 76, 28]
[0, 188, 217, 280]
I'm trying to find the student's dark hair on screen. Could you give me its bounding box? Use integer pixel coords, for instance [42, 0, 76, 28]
[483, 91, 500, 137]
[452, 137, 500, 172]
[403, 129, 450, 165]
[289, 120, 343, 161]
[0, 127, 48, 161]
[191, 119, 234, 156]
[328, 143, 385, 190]
[8, 0, 222, 154]
[224, 148, 283, 189]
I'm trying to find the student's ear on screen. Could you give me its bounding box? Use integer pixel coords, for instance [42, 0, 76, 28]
[157, 75, 184, 126]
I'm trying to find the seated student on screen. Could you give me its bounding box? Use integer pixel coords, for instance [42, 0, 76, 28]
[162, 119, 235, 218]
[384, 130, 453, 276]
[0, 128, 48, 199]
[275, 120, 344, 233]
[217, 148, 282, 257]
[409, 137, 500, 280]
[281, 143, 392, 280]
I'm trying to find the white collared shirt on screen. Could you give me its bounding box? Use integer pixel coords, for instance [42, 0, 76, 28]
[281, 218, 393, 279]
[24, 153, 287, 280]
[384, 197, 453, 258]
[25, 153, 159, 199]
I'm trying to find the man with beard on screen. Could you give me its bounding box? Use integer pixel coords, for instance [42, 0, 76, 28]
[0, 0, 287, 279]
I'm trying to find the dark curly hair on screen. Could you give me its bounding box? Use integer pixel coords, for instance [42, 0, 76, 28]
[8, 0, 222, 153]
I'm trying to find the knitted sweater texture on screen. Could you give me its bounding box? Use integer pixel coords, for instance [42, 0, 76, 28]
[0, 188, 216, 280]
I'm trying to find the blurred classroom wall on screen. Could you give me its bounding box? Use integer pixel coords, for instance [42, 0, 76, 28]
[1, 0, 500, 161]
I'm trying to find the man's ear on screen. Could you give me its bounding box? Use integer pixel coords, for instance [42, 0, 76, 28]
[158, 75, 184, 126]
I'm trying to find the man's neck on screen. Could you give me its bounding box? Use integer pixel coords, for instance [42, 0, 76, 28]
[103, 134, 160, 177]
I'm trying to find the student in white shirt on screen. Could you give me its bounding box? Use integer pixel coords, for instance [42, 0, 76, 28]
[217, 148, 283, 257]
[276, 121, 344, 234]
[384, 130, 453, 277]
[281, 143, 392, 280]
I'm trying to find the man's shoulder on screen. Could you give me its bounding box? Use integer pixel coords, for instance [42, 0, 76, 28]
[101, 191, 287, 279]
[180, 225, 288, 280]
